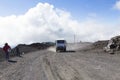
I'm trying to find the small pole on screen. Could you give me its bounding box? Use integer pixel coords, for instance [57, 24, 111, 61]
[74, 34, 75, 43]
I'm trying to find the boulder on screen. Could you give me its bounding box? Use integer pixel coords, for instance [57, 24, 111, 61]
[104, 35, 120, 52]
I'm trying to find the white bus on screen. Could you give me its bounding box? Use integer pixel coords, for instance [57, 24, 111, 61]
[55, 39, 67, 52]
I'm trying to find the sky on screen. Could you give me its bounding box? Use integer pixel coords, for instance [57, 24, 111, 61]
[0, 0, 120, 46]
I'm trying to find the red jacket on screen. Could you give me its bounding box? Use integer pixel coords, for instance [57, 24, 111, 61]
[3, 45, 11, 52]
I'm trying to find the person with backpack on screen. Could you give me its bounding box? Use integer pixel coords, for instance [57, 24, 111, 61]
[3, 43, 11, 61]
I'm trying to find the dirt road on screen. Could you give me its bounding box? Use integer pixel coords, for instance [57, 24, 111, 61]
[0, 43, 120, 80]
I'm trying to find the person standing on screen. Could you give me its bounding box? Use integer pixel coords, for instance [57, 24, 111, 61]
[3, 43, 11, 61]
[16, 47, 21, 57]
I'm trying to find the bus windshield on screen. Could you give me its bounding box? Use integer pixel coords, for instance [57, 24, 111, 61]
[56, 40, 66, 43]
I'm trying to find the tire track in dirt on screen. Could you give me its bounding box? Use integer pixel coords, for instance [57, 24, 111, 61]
[42, 52, 85, 80]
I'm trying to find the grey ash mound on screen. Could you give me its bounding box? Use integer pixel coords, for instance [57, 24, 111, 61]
[92, 40, 108, 49]
[14, 42, 55, 54]
[15, 42, 54, 53]
[78, 41, 107, 51]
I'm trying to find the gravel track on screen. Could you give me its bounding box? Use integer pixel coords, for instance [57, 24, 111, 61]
[0, 43, 120, 80]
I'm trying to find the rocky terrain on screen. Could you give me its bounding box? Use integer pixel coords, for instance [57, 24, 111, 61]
[0, 36, 120, 80]
[0, 42, 54, 61]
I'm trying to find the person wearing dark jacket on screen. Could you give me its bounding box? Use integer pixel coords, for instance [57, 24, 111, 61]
[3, 43, 11, 61]
[16, 47, 21, 57]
